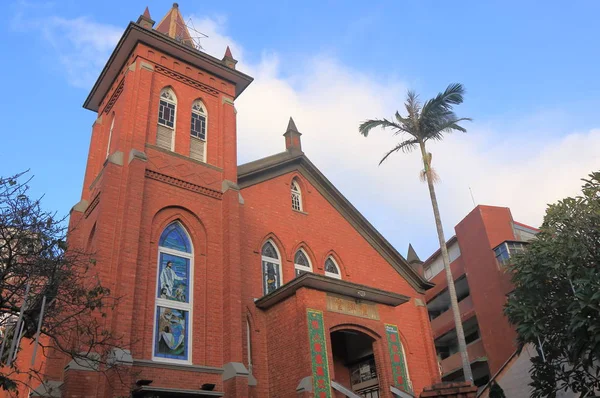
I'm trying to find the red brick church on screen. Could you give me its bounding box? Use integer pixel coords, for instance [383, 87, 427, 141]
[34, 4, 446, 398]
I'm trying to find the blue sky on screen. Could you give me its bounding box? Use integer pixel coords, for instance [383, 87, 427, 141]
[1, 1, 599, 259]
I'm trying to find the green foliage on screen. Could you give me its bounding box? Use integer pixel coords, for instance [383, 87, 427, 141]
[505, 171, 600, 397]
[489, 381, 506, 398]
[358, 83, 471, 165]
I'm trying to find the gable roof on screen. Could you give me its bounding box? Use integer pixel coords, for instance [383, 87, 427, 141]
[238, 150, 434, 293]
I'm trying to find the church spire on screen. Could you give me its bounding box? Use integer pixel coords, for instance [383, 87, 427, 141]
[222, 46, 237, 69]
[283, 117, 302, 153]
[137, 6, 155, 29]
[155, 3, 195, 47]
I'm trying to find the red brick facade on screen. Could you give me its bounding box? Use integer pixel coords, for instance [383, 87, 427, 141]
[33, 5, 441, 398]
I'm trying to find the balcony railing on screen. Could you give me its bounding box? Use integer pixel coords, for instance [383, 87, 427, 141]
[430, 295, 474, 337]
[439, 338, 486, 376]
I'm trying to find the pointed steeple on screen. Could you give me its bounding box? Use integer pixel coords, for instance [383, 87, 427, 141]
[137, 6, 155, 29]
[222, 46, 237, 69]
[283, 117, 302, 153]
[155, 3, 195, 48]
[407, 244, 421, 264]
[407, 244, 424, 277]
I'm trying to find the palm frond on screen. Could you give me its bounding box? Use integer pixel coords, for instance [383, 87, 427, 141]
[425, 117, 472, 141]
[422, 83, 465, 114]
[359, 118, 405, 137]
[378, 139, 419, 165]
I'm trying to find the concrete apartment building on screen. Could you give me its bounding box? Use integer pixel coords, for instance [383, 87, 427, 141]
[411, 205, 538, 390]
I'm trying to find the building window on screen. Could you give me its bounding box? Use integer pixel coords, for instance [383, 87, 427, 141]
[158, 88, 176, 128]
[190, 100, 207, 140]
[261, 241, 281, 295]
[154, 222, 192, 363]
[157, 88, 176, 151]
[294, 249, 312, 277]
[291, 179, 302, 211]
[325, 257, 341, 279]
[190, 100, 207, 162]
[494, 241, 527, 267]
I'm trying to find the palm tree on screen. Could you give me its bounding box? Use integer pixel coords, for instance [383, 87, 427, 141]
[359, 83, 474, 383]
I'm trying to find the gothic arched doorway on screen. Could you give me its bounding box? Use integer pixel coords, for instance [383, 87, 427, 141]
[330, 329, 380, 398]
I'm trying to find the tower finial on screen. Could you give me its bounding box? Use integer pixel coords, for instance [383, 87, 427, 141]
[137, 6, 155, 29]
[283, 117, 302, 153]
[155, 3, 194, 47]
[222, 46, 237, 69]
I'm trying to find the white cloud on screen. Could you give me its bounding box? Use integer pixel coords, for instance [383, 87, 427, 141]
[11, 3, 122, 88]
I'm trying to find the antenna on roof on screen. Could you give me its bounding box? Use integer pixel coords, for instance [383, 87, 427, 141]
[469, 186, 476, 207]
[184, 18, 209, 50]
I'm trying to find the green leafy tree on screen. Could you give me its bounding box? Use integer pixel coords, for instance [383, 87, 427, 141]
[505, 171, 600, 398]
[359, 83, 473, 381]
[489, 381, 506, 398]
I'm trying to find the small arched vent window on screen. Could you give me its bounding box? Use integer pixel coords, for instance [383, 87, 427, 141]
[190, 100, 207, 162]
[294, 249, 312, 277]
[157, 87, 177, 151]
[291, 179, 302, 211]
[261, 241, 282, 295]
[325, 257, 341, 279]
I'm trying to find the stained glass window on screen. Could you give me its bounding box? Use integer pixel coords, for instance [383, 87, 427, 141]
[154, 221, 192, 363]
[191, 100, 207, 141]
[291, 180, 302, 211]
[159, 223, 191, 253]
[158, 88, 176, 128]
[325, 257, 341, 279]
[261, 241, 281, 295]
[294, 249, 311, 277]
[262, 241, 278, 259]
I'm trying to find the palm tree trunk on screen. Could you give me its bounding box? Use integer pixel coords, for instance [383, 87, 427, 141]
[419, 141, 474, 383]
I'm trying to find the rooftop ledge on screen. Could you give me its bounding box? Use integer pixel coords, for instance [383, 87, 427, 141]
[255, 272, 411, 310]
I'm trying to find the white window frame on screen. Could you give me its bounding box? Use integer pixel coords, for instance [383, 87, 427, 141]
[106, 114, 115, 158]
[261, 240, 282, 295]
[152, 222, 193, 365]
[158, 88, 177, 150]
[324, 256, 342, 279]
[294, 249, 312, 277]
[190, 99, 208, 162]
[291, 179, 303, 212]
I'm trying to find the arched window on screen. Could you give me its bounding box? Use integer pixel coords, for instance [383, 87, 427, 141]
[294, 249, 312, 277]
[325, 257, 341, 279]
[261, 241, 281, 295]
[106, 113, 115, 158]
[157, 87, 177, 150]
[291, 179, 302, 211]
[154, 222, 192, 363]
[190, 100, 207, 162]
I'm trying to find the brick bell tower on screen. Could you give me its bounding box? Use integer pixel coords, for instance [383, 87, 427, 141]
[41, 4, 254, 397]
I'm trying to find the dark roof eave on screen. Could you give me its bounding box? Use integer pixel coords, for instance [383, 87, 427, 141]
[238, 151, 434, 293]
[255, 272, 411, 310]
[84, 22, 253, 112]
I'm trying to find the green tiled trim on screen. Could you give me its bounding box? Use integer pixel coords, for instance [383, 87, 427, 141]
[385, 324, 411, 393]
[307, 309, 331, 397]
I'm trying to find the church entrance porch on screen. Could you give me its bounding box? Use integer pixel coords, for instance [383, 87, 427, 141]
[331, 329, 380, 398]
